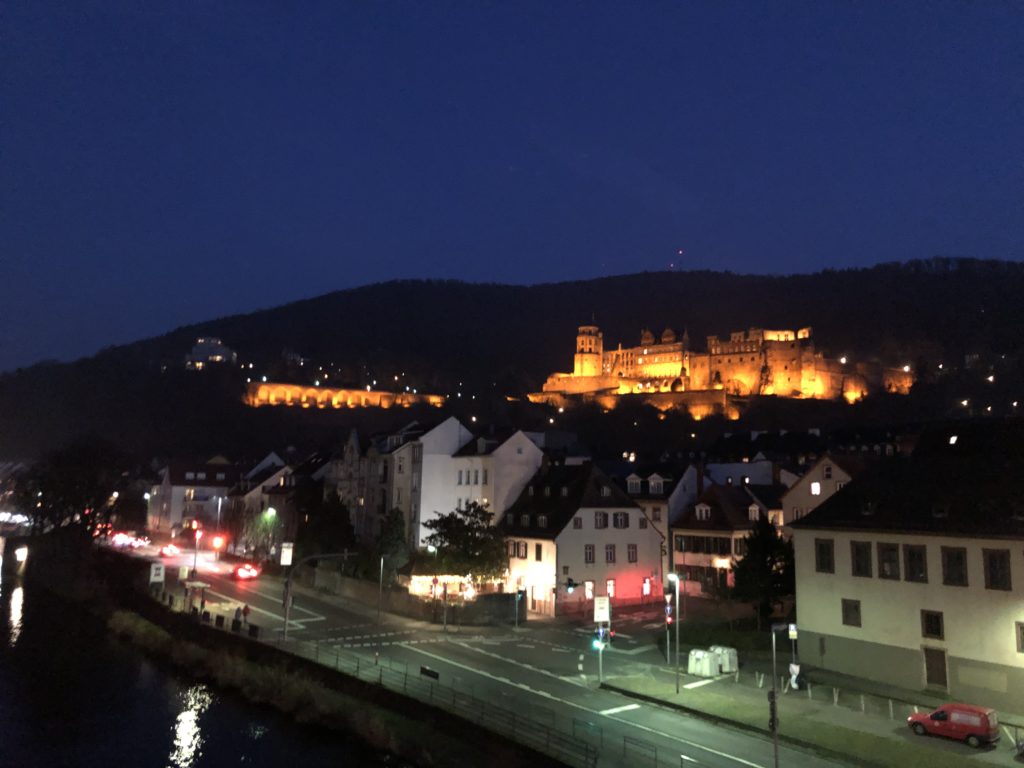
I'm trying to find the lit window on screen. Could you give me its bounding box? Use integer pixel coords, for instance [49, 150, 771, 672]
[584, 581, 594, 600]
[606, 579, 616, 598]
[810, 481, 821, 496]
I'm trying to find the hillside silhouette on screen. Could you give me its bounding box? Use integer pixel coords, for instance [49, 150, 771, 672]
[2, 258, 1022, 459]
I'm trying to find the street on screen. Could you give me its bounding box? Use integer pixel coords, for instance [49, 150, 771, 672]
[151, 546, 839, 768]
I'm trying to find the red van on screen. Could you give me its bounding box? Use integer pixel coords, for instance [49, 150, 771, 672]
[907, 703, 999, 747]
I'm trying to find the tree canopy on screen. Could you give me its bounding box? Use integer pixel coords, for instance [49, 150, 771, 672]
[731, 516, 795, 629]
[422, 501, 508, 581]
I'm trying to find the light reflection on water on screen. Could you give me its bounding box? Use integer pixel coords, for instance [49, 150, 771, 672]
[169, 685, 213, 768]
[8, 585, 23, 647]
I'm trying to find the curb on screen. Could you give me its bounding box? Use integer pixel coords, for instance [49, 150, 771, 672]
[600, 682, 890, 768]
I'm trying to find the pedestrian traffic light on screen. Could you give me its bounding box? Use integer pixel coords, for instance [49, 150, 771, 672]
[566, 578, 575, 594]
[665, 603, 673, 624]
[592, 626, 608, 650]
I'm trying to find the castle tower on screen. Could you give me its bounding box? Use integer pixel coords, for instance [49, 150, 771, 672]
[573, 325, 603, 377]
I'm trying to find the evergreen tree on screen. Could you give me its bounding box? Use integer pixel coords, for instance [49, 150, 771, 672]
[731, 516, 795, 630]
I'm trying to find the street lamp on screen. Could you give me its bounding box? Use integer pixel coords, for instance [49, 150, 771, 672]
[191, 524, 203, 577]
[667, 572, 680, 693]
[769, 622, 798, 768]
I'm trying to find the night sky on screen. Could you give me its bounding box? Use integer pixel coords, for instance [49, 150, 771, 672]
[3, 1, 1022, 372]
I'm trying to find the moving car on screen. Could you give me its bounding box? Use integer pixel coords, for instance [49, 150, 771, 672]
[233, 563, 260, 580]
[907, 703, 999, 747]
[159, 543, 180, 557]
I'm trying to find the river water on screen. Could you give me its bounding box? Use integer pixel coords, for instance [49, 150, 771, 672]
[0, 574, 396, 768]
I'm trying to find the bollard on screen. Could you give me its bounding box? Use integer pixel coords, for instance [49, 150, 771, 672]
[807, 683, 812, 700]
[214, 615, 224, 629]
[231, 618, 242, 633]
[860, 694, 865, 713]
[833, 688, 840, 705]
[888, 699, 894, 720]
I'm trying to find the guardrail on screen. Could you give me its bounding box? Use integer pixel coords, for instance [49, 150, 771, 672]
[150, 585, 598, 768]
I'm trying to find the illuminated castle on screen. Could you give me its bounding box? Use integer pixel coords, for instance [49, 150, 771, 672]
[531, 325, 913, 418]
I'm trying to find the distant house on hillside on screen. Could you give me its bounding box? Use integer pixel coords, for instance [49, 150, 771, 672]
[185, 337, 237, 370]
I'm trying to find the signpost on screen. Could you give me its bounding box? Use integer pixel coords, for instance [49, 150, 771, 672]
[149, 563, 165, 584]
[593, 596, 611, 684]
[280, 542, 294, 567]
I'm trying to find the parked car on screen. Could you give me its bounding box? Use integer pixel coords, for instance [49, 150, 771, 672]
[907, 703, 999, 747]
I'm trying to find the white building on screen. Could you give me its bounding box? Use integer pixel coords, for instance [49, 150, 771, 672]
[781, 453, 867, 526]
[452, 430, 545, 518]
[790, 425, 1024, 712]
[411, 417, 474, 546]
[147, 456, 240, 533]
[502, 461, 663, 617]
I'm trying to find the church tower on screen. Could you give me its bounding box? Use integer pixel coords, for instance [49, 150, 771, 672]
[573, 325, 603, 377]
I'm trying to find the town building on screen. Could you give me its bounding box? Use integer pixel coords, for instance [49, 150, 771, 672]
[790, 424, 1024, 712]
[146, 456, 240, 533]
[502, 461, 662, 617]
[185, 337, 237, 370]
[670, 484, 770, 595]
[781, 453, 868, 527]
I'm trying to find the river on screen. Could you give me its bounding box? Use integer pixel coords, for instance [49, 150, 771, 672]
[0, 573, 400, 768]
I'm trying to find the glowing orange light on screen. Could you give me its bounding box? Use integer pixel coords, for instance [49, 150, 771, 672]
[212, 535, 225, 550]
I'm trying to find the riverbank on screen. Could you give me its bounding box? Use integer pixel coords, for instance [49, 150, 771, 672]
[17, 533, 568, 768]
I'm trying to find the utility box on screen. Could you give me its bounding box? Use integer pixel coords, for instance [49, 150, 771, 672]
[709, 645, 738, 674]
[687, 649, 715, 677]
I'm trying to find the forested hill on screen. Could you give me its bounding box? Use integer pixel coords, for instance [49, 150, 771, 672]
[1, 258, 1022, 459]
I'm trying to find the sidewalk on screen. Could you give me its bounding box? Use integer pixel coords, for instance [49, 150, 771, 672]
[604, 662, 1024, 768]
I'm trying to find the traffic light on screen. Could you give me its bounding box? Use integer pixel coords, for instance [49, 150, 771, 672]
[592, 626, 608, 650]
[566, 578, 575, 594]
[665, 603, 674, 625]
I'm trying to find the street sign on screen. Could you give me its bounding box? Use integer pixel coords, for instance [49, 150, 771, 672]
[788, 623, 798, 640]
[178, 566, 190, 580]
[594, 595, 610, 623]
[280, 542, 294, 567]
[149, 563, 165, 583]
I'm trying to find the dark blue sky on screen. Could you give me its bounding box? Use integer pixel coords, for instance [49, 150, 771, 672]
[3, 1, 1022, 372]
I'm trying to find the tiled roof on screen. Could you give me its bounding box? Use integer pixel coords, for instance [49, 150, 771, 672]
[501, 461, 638, 539]
[792, 422, 1024, 538]
[676, 484, 757, 532]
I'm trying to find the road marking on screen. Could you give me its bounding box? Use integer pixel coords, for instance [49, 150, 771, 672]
[516, 644, 536, 649]
[453, 641, 586, 687]
[683, 679, 718, 690]
[600, 703, 641, 715]
[402, 646, 765, 768]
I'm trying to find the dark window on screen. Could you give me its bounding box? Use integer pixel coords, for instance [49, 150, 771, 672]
[841, 598, 861, 627]
[594, 511, 608, 529]
[983, 549, 1012, 590]
[584, 544, 594, 564]
[628, 544, 638, 563]
[573, 517, 582, 530]
[815, 538, 834, 573]
[605, 544, 616, 564]
[1016, 622, 1024, 654]
[941, 547, 968, 587]
[921, 610, 944, 640]
[903, 545, 928, 583]
[639, 517, 648, 529]
[516, 541, 527, 559]
[851, 541, 872, 577]
[535, 543, 542, 561]
[537, 515, 548, 529]
[877, 543, 900, 580]
[674, 535, 685, 552]
[613, 512, 630, 529]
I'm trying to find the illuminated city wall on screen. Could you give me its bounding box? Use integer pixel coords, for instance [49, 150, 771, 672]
[245, 382, 445, 410]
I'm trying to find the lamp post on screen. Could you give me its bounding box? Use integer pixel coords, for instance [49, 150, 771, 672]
[768, 622, 795, 768]
[668, 572, 680, 693]
[192, 527, 203, 577]
[376, 555, 385, 662]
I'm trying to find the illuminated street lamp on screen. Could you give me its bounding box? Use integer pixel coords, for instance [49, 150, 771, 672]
[191, 521, 203, 577]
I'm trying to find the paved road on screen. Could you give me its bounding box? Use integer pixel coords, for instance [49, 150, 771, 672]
[149, 549, 840, 768]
